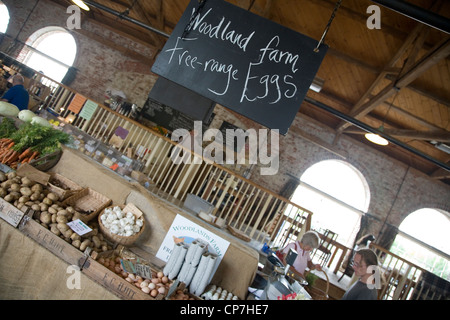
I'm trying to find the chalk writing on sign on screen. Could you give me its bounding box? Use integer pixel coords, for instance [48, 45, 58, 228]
[152, 0, 328, 135]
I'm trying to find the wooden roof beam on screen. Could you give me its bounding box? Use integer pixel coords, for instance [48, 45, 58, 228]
[337, 37, 450, 132]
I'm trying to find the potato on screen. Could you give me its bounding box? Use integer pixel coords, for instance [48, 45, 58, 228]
[47, 192, 58, 202]
[70, 232, 81, 241]
[56, 222, 69, 233]
[57, 209, 68, 216]
[0, 187, 6, 198]
[9, 191, 20, 200]
[48, 207, 57, 215]
[79, 239, 91, 251]
[50, 224, 61, 236]
[56, 215, 68, 224]
[31, 203, 40, 211]
[21, 177, 33, 187]
[18, 195, 30, 203]
[42, 197, 52, 205]
[39, 203, 48, 212]
[19, 187, 32, 196]
[1, 180, 12, 189]
[72, 239, 81, 249]
[0, 172, 6, 182]
[4, 194, 14, 203]
[31, 184, 43, 193]
[39, 212, 51, 224]
[9, 183, 21, 192]
[6, 172, 16, 180]
[92, 235, 101, 248]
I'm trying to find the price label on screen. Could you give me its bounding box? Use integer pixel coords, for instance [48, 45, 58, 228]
[135, 263, 152, 279]
[120, 259, 136, 274]
[67, 219, 92, 236]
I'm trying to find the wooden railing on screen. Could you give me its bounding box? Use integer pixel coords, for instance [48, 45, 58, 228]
[370, 243, 426, 300]
[29, 73, 313, 248]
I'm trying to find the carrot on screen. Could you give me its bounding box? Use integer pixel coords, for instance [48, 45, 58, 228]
[28, 151, 39, 163]
[21, 157, 30, 164]
[5, 151, 19, 165]
[6, 142, 14, 149]
[19, 148, 32, 160]
[1, 149, 13, 163]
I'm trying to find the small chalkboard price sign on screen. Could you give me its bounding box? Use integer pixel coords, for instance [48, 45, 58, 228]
[152, 0, 328, 135]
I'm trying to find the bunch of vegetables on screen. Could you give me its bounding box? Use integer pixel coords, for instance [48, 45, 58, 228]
[0, 170, 113, 253]
[0, 117, 70, 169]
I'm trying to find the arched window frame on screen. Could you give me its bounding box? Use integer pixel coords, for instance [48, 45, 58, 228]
[17, 26, 77, 82]
[291, 159, 371, 247]
[0, 1, 9, 34]
[391, 208, 450, 280]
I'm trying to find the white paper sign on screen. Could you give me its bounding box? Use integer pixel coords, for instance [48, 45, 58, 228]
[156, 214, 230, 265]
[67, 219, 92, 236]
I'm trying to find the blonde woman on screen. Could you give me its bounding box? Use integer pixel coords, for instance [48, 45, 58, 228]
[277, 231, 322, 279]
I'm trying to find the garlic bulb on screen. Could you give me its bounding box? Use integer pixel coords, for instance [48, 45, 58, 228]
[101, 206, 144, 236]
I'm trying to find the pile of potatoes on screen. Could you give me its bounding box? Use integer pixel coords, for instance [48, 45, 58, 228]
[0, 170, 113, 253]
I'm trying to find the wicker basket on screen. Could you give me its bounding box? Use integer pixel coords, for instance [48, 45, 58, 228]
[98, 203, 145, 246]
[47, 173, 82, 201]
[62, 187, 112, 222]
[29, 149, 62, 172]
[305, 270, 330, 300]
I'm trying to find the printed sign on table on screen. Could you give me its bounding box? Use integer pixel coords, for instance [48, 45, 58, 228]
[156, 214, 230, 268]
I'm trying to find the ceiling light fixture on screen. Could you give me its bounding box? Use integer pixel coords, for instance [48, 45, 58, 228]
[309, 77, 325, 93]
[71, 0, 90, 11]
[365, 126, 389, 146]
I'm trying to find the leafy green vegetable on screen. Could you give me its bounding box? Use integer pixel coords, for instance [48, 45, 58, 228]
[10, 123, 70, 156]
[0, 117, 18, 139]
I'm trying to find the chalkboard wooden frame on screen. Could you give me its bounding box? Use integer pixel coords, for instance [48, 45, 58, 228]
[152, 0, 328, 135]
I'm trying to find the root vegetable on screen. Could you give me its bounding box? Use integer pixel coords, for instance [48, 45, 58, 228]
[47, 192, 58, 202]
[79, 239, 91, 251]
[72, 239, 81, 249]
[40, 212, 51, 224]
[31, 184, 43, 193]
[21, 177, 33, 187]
[20, 187, 32, 196]
[50, 224, 61, 236]
[56, 215, 68, 224]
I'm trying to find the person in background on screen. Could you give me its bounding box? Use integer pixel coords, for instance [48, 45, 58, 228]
[277, 231, 322, 279]
[341, 248, 380, 300]
[1, 74, 30, 110]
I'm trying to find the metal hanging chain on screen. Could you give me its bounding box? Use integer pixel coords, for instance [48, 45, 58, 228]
[182, 0, 208, 39]
[315, 0, 343, 52]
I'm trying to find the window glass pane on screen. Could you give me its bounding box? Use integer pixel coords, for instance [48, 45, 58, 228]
[0, 2, 9, 33]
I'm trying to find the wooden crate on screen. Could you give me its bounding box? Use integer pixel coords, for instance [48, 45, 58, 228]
[0, 197, 29, 227]
[18, 217, 88, 267]
[82, 255, 156, 300]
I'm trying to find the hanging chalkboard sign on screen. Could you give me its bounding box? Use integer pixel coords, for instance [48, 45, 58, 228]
[152, 0, 328, 135]
[141, 97, 213, 133]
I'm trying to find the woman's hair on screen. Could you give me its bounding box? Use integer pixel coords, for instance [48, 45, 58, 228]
[356, 248, 378, 267]
[356, 234, 376, 247]
[300, 231, 320, 249]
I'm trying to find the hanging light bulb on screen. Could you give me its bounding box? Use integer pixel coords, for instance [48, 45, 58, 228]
[71, 0, 90, 11]
[365, 126, 389, 146]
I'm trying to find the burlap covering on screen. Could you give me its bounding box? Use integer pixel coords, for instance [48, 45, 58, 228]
[0, 219, 119, 300]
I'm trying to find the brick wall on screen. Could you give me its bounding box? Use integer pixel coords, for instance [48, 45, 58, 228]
[1, 0, 449, 246]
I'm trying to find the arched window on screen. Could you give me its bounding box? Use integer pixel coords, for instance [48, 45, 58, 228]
[0, 1, 9, 33]
[18, 27, 77, 82]
[390, 208, 450, 280]
[291, 160, 370, 247]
